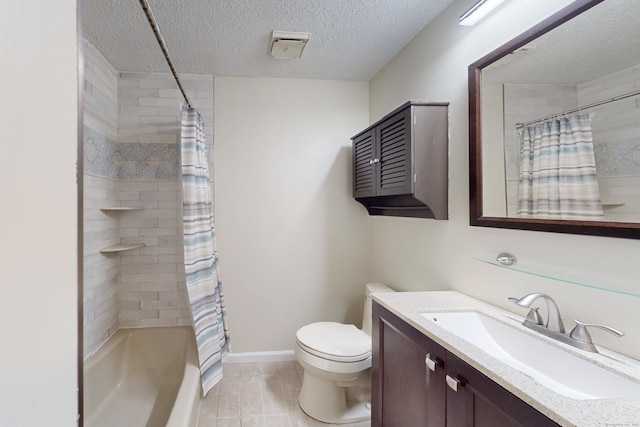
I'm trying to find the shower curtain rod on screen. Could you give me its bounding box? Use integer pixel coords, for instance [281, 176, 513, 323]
[515, 88, 640, 129]
[138, 0, 191, 108]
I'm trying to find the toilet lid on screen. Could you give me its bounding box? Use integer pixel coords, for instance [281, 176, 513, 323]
[296, 322, 371, 362]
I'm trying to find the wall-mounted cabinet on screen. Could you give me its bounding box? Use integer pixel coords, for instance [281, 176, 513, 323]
[352, 101, 449, 219]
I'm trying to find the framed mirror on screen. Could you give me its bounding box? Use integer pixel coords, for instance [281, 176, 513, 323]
[469, 0, 640, 239]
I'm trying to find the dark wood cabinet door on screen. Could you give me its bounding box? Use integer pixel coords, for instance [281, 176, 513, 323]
[445, 353, 559, 427]
[353, 128, 376, 198]
[376, 109, 413, 197]
[372, 302, 446, 427]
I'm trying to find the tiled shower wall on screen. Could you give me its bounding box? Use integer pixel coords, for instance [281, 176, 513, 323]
[83, 40, 120, 356]
[83, 39, 214, 357]
[578, 65, 640, 222]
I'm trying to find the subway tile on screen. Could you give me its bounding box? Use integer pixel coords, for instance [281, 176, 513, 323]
[140, 318, 177, 327]
[138, 263, 177, 274]
[140, 190, 178, 201]
[159, 88, 180, 98]
[120, 236, 159, 246]
[140, 227, 178, 237]
[120, 181, 159, 191]
[139, 208, 178, 218]
[118, 87, 160, 98]
[158, 254, 184, 263]
[119, 254, 159, 264]
[159, 309, 182, 319]
[139, 133, 179, 144]
[140, 282, 178, 292]
[159, 181, 179, 191]
[119, 309, 159, 320]
[140, 299, 178, 310]
[118, 218, 159, 228]
[119, 291, 159, 302]
[120, 273, 159, 283]
[139, 115, 178, 125]
[139, 78, 179, 89]
[140, 97, 180, 108]
[139, 245, 180, 255]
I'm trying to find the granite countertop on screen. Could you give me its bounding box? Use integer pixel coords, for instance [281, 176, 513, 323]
[372, 291, 640, 427]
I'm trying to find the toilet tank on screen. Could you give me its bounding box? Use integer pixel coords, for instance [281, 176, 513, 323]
[362, 283, 395, 335]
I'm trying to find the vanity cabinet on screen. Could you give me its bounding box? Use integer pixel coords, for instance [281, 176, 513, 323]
[352, 101, 449, 219]
[372, 302, 559, 427]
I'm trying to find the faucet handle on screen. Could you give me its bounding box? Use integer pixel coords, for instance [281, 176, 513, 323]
[570, 320, 624, 344]
[509, 297, 543, 325]
[524, 306, 544, 325]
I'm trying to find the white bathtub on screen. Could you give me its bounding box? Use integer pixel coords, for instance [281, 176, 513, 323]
[84, 326, 201, 427]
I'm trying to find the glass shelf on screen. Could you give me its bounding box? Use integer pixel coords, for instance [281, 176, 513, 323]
[474, 255, 640, 298]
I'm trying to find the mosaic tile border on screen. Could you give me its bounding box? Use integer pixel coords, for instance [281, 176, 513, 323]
[595, 137, 640, 177]
[84, 126, 179, 179]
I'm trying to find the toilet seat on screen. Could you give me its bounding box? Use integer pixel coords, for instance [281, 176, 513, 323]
[296, 322, 371, 362]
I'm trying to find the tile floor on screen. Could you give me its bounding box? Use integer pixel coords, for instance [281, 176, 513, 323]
[197, 361, 371, 427]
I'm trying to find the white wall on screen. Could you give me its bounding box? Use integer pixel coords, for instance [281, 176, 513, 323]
[369, 0, 640, 359]
[215, 77, 371, 352]
[0, 0, 78, 425]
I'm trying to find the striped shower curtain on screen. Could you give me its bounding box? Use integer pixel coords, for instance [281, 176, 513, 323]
[180, 106, 230, 396]
[517, 113, 604, 220]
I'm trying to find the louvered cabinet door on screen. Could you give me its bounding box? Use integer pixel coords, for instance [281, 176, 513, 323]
[353, 128, 377, 198]
[377, 109, 413, 196]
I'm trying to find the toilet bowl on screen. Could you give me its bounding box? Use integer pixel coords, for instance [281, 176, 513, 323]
[294, 283, 394, 424]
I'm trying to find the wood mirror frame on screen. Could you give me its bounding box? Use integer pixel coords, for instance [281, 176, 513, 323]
[468, 0, 640, 240]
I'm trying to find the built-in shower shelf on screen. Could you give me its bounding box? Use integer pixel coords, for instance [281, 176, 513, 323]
[100, 244, 145, 254]
[100, 207, 145, 212]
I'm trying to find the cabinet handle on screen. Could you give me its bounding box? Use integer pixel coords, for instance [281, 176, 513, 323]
[373, 158, 380, 164]
[425, 353, 440, 372]
[369, 159, 374, 165]
[446, 375, 462, 392]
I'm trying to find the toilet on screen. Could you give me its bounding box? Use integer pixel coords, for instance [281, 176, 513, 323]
[294, 282, 395, 424]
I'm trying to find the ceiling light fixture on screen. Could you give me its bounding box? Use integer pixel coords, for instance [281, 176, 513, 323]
[459, 0, 506, 26]
[269, 31, 310, 59]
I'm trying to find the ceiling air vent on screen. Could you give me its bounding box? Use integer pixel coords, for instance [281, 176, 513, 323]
[269, 31, 310, 59]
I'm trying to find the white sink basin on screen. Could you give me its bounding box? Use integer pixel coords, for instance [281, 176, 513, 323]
[421, 311, 640, 400]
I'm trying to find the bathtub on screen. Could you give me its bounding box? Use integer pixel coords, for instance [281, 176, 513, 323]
[84, 326, 201, 427]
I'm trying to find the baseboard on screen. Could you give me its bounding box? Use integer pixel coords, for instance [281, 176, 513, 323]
[225, 350, 296, 364]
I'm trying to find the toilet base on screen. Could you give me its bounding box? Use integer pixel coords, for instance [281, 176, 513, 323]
[298, 369, 371, 424]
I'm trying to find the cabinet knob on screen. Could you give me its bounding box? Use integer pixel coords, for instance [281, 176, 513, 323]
[446, 375, 463, 392]
[425, 353, 441, 372]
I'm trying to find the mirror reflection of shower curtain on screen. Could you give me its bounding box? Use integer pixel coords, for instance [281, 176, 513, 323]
[517, 113, 604, 220]
[180, 106, 230, 396]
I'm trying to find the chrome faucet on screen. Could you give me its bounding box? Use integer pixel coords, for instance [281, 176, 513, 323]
[511, 292, 565, 333]
[509, 293, 624, 353]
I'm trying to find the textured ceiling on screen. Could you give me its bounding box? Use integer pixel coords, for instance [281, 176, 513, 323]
[483, 0, 640, 85]
[82, 0, 455, 81]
